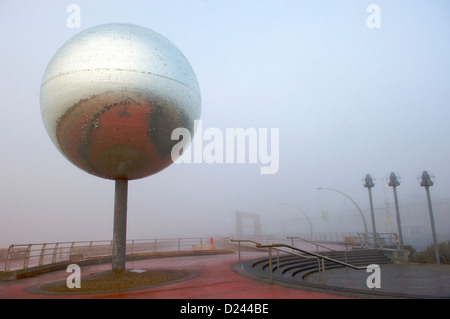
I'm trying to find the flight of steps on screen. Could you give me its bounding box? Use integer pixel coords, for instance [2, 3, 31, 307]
[243, 249, 391, 284]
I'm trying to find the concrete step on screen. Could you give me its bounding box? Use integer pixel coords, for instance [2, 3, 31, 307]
[247, 249, 392, 283]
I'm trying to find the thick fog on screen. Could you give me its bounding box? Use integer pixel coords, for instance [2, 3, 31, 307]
[1, 1, 449, 249]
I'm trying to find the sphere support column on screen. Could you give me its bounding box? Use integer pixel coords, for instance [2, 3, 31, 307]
[112, 178, 128, 272]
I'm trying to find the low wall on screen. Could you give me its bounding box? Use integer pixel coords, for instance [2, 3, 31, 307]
[0, 249, 235, 281]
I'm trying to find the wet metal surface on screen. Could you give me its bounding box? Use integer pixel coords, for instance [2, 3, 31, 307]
[55, 91, 192, 179]
[40, 23, 201, 180]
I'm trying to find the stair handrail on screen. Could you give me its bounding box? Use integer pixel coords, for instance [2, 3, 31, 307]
[287, 236, 354, 265]
[287, 236, 338, 252]
[256, 243, 366, 271]
[230, 238, 366, 284]
[229, 239, 263, 262]
[229, 239, 262, 245]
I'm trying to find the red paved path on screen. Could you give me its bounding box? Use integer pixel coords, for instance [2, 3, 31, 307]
[0, 252, 350, 299]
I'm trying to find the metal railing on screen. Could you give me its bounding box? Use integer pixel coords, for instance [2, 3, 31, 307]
[2, 237, 229, 272]
[287, 236, 339, 253]
[231, 238, 365, 285]
[229, 232, 399, 250]
[287, 236, 352, 266]
[283, 232, 399, 250]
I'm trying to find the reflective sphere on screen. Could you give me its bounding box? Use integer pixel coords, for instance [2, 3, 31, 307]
[40, 23, 201, 180]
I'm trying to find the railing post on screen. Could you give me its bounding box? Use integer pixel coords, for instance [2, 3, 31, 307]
[70, 242, 75, 255]
[322, 258, 326, 284]
[131, 240, 134, 255]
[276, 250, 280, 270]
[5, 245, 13, 271]
[356, 233, 362, 248]
[178, 238, 181, 251]
[268, 247, 273, 285]
[39, 243, 47, 266]
[344, 244, 348, 268]
[24, 244, 31, 269]
[154, 239, 157, 253]
[316, 257, 321, 283]
[52, 243, 59, 263]
[238, 242, 241, 262]
[88, 241, 93, 257]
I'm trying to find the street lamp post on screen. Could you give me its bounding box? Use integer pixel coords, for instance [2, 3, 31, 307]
[419, 171, 440, 264]
[364, 174, 377, 247]
[317, 187, 369, 248]
[388, 172, 403, 249]
[279, 203, 313, 240]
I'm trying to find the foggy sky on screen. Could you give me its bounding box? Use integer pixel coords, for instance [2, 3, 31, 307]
[1, 0, 449, 248]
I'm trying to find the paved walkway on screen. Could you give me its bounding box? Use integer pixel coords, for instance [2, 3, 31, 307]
[0, 252, 350, 299]
[1, 251, 449, 299]
[304, 263, 450, 298]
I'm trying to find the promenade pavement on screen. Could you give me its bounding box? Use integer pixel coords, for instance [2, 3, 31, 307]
[0, 251, 449, 299]
[0, 251, 350, 299]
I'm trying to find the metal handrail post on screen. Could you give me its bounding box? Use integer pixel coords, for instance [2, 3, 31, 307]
[322, 258, 326, 284]
[276, 250, 280, 270]
[39, 243, 47, 266]
[5, 245, 13, 271]
[88, 241, 93, 257]
[344, 244, 348, 268]
[238, 242, 241, 262]
[268, 247, 273, 284]
[24, 244, 31, 269]
[316, 257, 321, 283]
[52, 243, 59, 263]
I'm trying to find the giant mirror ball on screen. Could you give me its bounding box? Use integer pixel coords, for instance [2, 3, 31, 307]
[40, 23, 201, 180]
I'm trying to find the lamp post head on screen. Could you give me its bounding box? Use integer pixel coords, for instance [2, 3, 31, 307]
[420, 171, 434, 187]
[388, 172, 400, 187]
[363, 174, 375, 188]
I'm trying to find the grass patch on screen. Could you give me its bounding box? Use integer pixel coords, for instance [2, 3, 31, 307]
[415, 241, 450, 264]
[38, 269, 195, 293]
